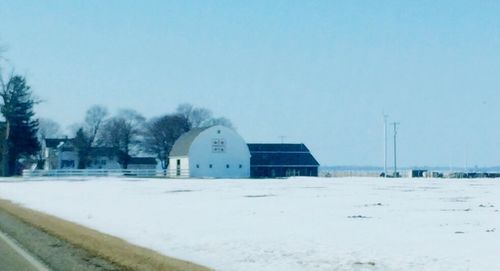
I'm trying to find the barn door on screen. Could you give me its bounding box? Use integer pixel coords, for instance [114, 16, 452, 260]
[176, 159, 181, 176]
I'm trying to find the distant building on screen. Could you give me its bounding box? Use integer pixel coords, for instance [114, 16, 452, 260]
[168, 126, 320, 179]
[42, 138, 157, 170]
[168, 125, 250, 178]
[247, 144, 320, 178]
[128, 157, 158, 170]
[43, 138, 78, 169]
[408, 169, 427, 178]
[87, 147, 122, 169]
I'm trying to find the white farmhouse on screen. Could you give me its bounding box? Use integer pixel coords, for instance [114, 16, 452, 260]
[168, 125, 250, 178]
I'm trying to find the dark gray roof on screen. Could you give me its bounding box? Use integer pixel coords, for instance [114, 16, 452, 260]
[248, 143, 320, 167]
[169, 127, 210, 157]
[247, 143, 311, 152]
[44, 138, 72, 148]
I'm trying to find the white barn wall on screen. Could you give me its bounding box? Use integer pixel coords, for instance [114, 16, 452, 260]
[168, 126, 250, 178]
[168, 157, 190, 177]
[188, 126, 250, 178]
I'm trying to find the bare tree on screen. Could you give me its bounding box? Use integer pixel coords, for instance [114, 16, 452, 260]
[99, 109, 145, 168]
[142, 114, 190, 169]
[38, 118, 62, 139]
[73, 105, 108, 169]
[176, 103, 211, 128]
[84, 105, 108, 146]
[0, 42, 7, 66]
[176, 103, 233, 129]
[203, 117, 234, 129]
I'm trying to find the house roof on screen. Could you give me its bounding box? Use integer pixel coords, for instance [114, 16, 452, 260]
[129, 157, 157, 165]
[44, 139, 118, 157]
[169, 127, 210, 157]
[44, 138, 72, 148]
[247, 143, 320, 167]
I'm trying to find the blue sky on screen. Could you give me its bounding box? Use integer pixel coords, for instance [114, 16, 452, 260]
[1, 1, 500, 167]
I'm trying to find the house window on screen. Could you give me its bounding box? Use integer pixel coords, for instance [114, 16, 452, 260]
[196, 164, 200, 168]
[176, 159, 181, 166]
[217, 130, 221, 134]
[226, 164, 230, 169]
[209, 164, 213, 168]
[239, 164, 242, 169]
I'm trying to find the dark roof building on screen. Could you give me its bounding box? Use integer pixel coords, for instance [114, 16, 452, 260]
[129, 157, 157, 165]
[247, 143, 319, 178]
[44, 138, 72, 149]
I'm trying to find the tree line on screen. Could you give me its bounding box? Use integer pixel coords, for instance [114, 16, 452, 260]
[67, 103, 232, 171]
[0, 61, 232, 177]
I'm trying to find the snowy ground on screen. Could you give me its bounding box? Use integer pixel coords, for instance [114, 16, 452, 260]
[0, 177, 499, 271]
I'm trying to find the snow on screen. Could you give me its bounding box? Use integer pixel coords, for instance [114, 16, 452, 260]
[0, 177, 499, 271]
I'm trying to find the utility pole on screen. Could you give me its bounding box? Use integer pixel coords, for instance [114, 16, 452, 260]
[383, 114, 388, 178]
[392, 122, 400, 177]
[279, 136, 286, 144]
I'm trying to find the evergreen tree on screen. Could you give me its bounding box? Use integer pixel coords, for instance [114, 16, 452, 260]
[73, 128, 90, 169]
[0, 75, 40, 176]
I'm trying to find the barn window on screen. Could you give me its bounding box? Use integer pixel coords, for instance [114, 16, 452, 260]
[226, 164, 230, 168]
[239, 164, 242, 168]
[209, 164, 213, 168]
[217, 130, 221, 134]
[196, 164, 200, 168]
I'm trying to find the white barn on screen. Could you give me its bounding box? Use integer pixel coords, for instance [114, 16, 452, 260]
[168, 125, 250, 178]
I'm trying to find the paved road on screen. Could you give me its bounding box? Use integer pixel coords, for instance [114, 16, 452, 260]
[0, 231, 48, 271]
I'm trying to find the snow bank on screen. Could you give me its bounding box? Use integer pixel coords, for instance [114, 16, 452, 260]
[0, 177, 499, 271]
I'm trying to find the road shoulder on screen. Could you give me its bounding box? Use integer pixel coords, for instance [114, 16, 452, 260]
[0, 229, 44, 271]
[0, 206, 119, 271]
[0, 198, 211, 271]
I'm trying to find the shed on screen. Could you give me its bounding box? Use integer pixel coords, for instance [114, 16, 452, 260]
[247, 143, 319, 178]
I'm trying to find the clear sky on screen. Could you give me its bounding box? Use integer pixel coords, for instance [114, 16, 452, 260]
[1, 1, 500, 168]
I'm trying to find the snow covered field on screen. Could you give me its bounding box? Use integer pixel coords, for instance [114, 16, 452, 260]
[0, 177, 499, 271]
